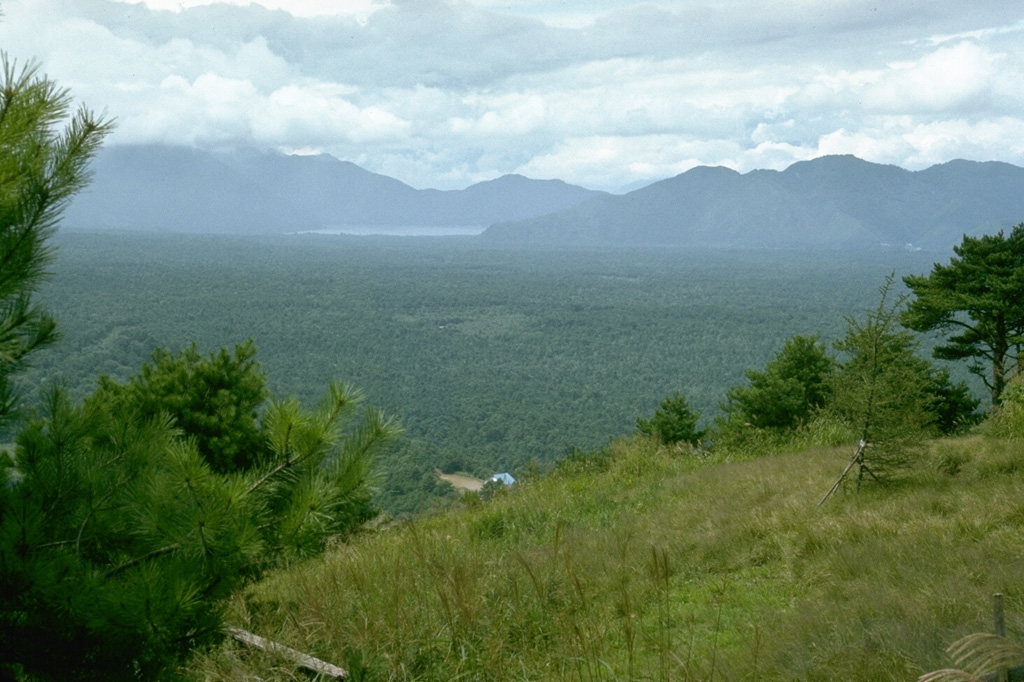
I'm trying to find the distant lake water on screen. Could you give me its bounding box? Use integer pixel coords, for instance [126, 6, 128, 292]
[295, 225, 487, 236]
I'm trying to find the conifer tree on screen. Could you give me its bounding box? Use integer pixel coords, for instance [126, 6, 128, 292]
[3, 390, 256, 680]
[2, 361, 400, 680]
[0, 55, 112, 430]
[94, 340, 269, 472]
[636, 392, 704, 446]
[722, 334, 834, 430]
[902, 224, 1024, 406]
[827, 275, 932, 486]
[0, 52, 401, 680]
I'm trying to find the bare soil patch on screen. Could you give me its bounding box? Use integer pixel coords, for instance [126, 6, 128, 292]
[436, 470, 485, 492]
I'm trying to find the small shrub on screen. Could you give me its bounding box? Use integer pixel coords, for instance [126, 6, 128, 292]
[924, 367, 983, 435]
[636, 392, 705, 446]
[459, 489, 483, 508]
[472, 508, 510, 539]
[709, 413, 853, 459]
[984, 374, 1024, 440]
[722, 334, 834, 430]
[799, 413, 856, 448]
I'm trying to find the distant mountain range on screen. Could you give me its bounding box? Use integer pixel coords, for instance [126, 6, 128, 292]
[65, 145, 1024, 250]
[484, 155, 1024, 250]
[64, 145, 606, 234]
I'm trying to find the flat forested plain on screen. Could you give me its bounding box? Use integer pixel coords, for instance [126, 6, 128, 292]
[21, 230, 961, 513]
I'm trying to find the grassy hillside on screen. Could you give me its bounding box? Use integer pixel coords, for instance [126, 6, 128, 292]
[187, 431, 1024, 681]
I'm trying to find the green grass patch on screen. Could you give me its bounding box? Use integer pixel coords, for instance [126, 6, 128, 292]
[188, 433, 1024, 681]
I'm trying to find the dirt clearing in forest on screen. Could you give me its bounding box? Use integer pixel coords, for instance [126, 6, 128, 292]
[436, 470, 485, 492]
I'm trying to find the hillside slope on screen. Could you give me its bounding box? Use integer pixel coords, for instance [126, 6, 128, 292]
[483, 155, 1024, 250]
[191, 434, 1024, 681]
[63, 145, 606, 233]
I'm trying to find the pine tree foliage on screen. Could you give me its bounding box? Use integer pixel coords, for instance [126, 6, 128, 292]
[0, 54, 400, 676]
[636, 392, 705, 446]
[1, 389, 236, 680]
[723, 334, 834, 430]
[828, 275, 933, 484]
[256, 381, 397, 557]
[1, 367, 400, 680]
[0, 55, 112, 429]
[902, 224, 1024, 405]
[94, 341, 268, 472]
[923, 366, 982, 436]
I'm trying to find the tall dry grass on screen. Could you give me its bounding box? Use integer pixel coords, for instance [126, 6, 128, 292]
[188, 433, 1024, 681]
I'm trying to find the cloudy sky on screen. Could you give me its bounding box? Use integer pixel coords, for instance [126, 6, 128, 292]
[2, 0, 1023, 191]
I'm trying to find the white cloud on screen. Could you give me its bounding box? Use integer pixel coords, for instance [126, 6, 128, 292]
[114, 71, 410, 147]
[864, 42, 1002, 113]
[118, 73, 261, 145]
[2, 0, 1023, 191]
[740, 141, 816, 172]
[903, 118, 1024, 166]
[449, 93, 548, 136]
[923, 17, 1024, 46]
[111, 0, 389, 20]
[815, 127, 914, 164]
[788, 41, 1022, 121]
[794, 116, 1024, 171]
[517, 135, 746, 189]
[258, 82, 411, 143]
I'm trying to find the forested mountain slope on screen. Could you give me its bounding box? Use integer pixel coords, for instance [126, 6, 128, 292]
[63, 147, 1024, 248]
[62, 145, 605, 233]
[483, 155, 1024, 250]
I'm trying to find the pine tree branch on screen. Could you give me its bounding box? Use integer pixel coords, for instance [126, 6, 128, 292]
[104, 543, 180, 578]
[245, 423, 299, 496]
[35, 538, 78, 550]
[185, 476, 212, 560]
[74, 460, 130, 556]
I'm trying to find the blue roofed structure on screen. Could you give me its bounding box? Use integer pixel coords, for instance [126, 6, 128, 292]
[488, 473, 515, 486]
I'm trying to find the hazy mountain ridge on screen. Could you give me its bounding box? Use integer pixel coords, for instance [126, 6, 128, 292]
[65, 145, 321, 233]
[64, 145, 608, 233]
[483, 155, 1024, 249]
[64, 147, 1024, 248]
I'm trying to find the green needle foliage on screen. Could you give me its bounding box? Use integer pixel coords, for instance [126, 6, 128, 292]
[2, 361, 400, 681]
[636, 392, 705, 446]
[94, 341, 268, 472]
[0, 55, 112, 430]
[256, 381, 399, 557]
[0, 48, 401, 680]
[722, 334, 834, 430]
[923, 366, 983, 436]
[902, 223, 1024, 406]
[828, 275, 933, 484]
[3, 393, 236, 680]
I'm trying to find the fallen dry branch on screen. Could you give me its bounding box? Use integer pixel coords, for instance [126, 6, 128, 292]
[227, 626, 347, 679]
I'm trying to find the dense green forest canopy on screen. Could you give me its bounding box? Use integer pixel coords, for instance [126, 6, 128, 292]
[20, 231, 970, 512]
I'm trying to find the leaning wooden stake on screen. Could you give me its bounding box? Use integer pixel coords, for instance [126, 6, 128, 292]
[818, 440, 867, 508]
[227, 626, 347, 679]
